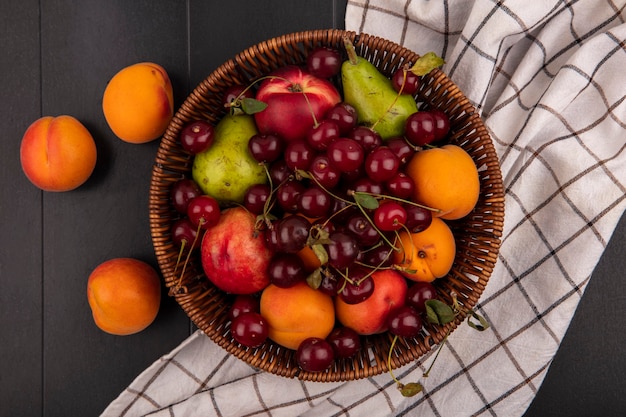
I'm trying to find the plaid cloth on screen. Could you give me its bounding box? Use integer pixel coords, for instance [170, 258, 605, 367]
[102, 1, 626, 416]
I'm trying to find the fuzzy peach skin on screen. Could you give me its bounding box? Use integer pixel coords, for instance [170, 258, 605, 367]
[260, 282, 335, 350]
[87, 258, 161, 336]
[393, 217, 456, 283]
[102, 62, 174, 143]
[19, 115, 97, 192]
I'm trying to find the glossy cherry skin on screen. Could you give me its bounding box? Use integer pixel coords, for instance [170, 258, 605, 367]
[387, 305, 423, 338]
[406, 281, 438, 314]
[327, 327, 361, 359]
[296, 337, 335, 372]
[339, 273, 374, 304]
[229, 294, 261, 320]
[230, 312, 269, 348]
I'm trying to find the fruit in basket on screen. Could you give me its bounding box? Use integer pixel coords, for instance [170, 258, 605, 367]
[260, 281, 335, 350]
[341, 40, 418, 140]
[102, 62, 173, 143]
[230, 312, 269, 348]
[306, 46, 342, 79]
[296, 337, 335, 372]
[391, 67, 421, 95]
[87, 258, 161, 336]
[20, 115, 97, 192]
[201, 206, 272, 294]
[406, 281, 438, 314]
[254, 66, 341, 142]
[192, 114, 267, 204]
[179, 120, 215, 154]
[406, 144, 479, 220]
[393, 217, 456, 282]
[335, 270, 408, 335]
[326, 326, 361, 359]
[387, 305, 423, 338]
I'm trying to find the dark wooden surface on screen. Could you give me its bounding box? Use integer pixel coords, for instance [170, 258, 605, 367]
[1, 1, 624, 416]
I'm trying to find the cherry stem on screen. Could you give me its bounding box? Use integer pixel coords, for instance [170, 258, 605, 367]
[173, 222, 203, 292]
[423, 331, 449, 378]
[300, 90, 319, 127]
[387, 335, 401, 386]
[354, 190, 441, 214]
[370, 73, 405, 131]
[173, 241, 186, 275]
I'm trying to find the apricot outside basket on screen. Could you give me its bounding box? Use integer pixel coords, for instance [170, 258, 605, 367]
[149, 29, 505, 382]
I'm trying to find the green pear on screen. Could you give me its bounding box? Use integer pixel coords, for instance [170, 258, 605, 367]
[341, 39, 418, 140]
[192, 114, 267, 204]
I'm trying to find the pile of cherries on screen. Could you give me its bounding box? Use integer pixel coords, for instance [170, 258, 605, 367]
[168, 46, 454, 373]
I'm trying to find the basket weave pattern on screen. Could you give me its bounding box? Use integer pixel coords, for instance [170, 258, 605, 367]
[149, 29, 505, 382]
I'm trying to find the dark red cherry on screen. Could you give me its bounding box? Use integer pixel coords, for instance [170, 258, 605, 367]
[387, 305, 423, 338]
[229, 294, 261, 320]
[327, 327, 361, 359]
[406, 281, 438, 314]
[306, 47, 341, 79]
[230, 312, 269, 348]
[296, 337, 335, 372]
[180, 120, 214, 154]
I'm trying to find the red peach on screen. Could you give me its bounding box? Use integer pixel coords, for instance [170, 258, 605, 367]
[102, 62, 174, 143]
[335, 269, 408, 335]
[20, 115, 97, 192]
[87, 258, 161, 336]
[200, 207, 272, 294]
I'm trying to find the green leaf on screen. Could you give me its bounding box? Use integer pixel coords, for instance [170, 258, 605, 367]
[467, 310, 490, 331]
[296, 169, 312, 179]
[399, 382, 423, 397]
[425, 299, 455, 325]
[354, 192, 379, 210]
[306, 268, 323, 289]
[410, 52, 445, 76]
[311, 243, 329, 266]
[307, 226, 333, 246]
[241, 98, 268, 115]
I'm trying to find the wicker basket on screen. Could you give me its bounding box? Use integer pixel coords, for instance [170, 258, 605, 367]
[149, 29, 505, 382]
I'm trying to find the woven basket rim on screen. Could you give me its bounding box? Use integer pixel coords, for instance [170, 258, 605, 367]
[149, 29, 505, 382]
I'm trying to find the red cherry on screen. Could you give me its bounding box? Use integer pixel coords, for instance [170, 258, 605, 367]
[373, 200, 407, 231]
[327, 327, 361, 359]
[170, 178, 202, 214]
[391, 67, 421, 95]
[325, 102, 358, 135]
[187, 195, 221, 230]
[387, 305, 423, 338]
[306, 47, 342, 79]
[296, 337, 335, 372]
[222, 84, 254, 108]
[230, 312, 269, 348]
[171, 218, 201, 249]
[229, 294, 261, 320]
[406, 281, 438, 314]
[405, 111, 436, 146]
[179, 120, 214, 154]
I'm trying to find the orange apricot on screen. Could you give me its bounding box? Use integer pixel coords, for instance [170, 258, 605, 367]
[297, 244, 323, 272]
[406, 144, 479, 220]
[20, 115, 97, 192]
[87, 258, 161, 336]
[102, 62, 173, 143]
[260, 281, 335, 350]
[393, 217, 456, 282]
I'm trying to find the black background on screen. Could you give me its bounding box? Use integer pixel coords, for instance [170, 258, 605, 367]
[1, 1, 624, 416]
